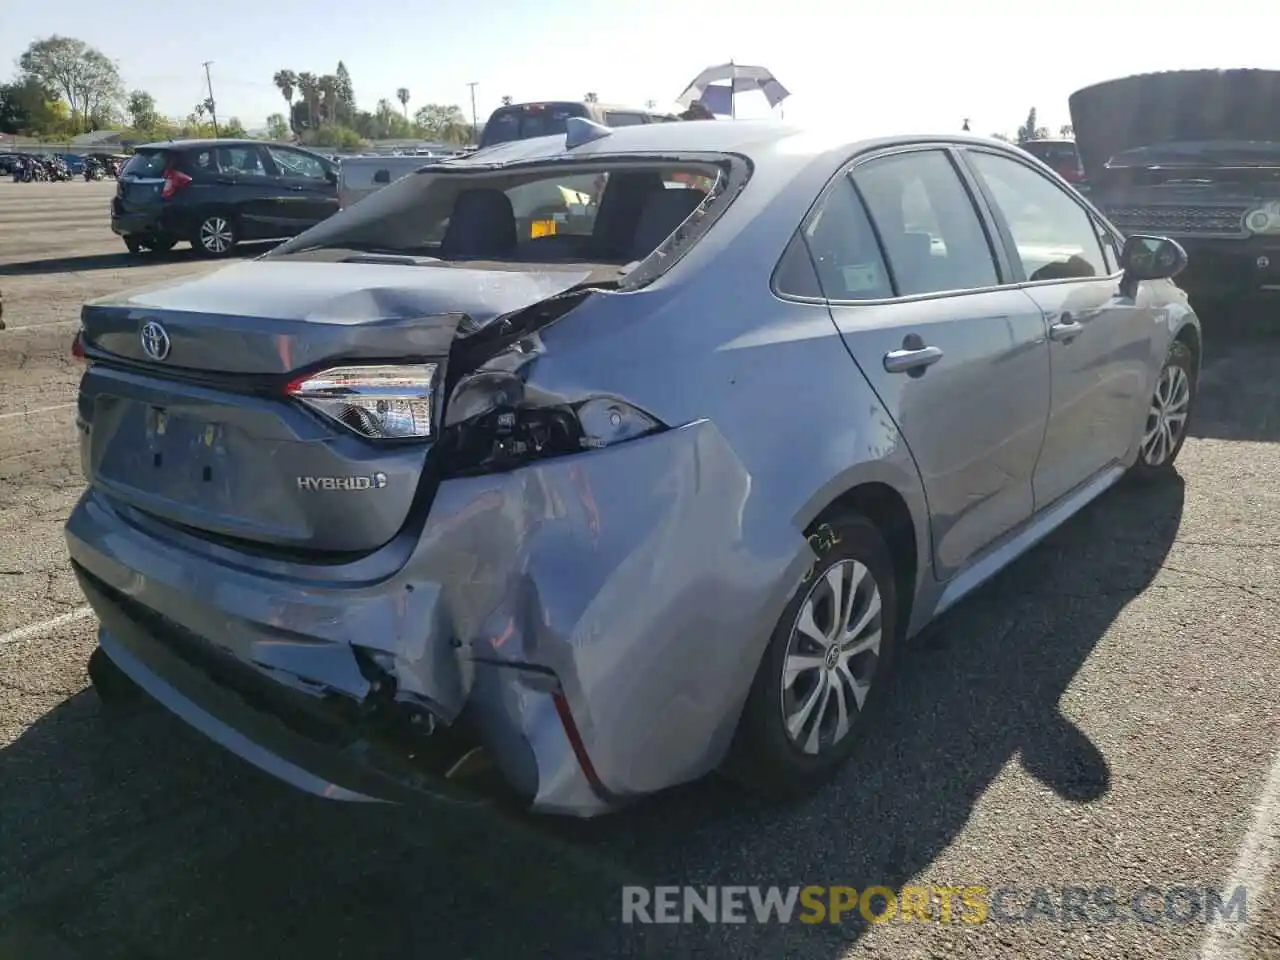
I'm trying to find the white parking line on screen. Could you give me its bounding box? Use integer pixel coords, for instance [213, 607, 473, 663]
[1199, 747, 1280, 960]
[0, 606, 94, 646]
[0, 402, 75, 422]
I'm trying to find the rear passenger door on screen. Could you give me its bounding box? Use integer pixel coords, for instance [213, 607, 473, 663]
[802, 147, 1052, 583]
[263, 146, 340, 232]
[959, 148, 1153, 507]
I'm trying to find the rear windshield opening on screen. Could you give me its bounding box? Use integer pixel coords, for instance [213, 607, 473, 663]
[120, 150, 170, 178]
[271, 160, 732, 277]
[481, 103, 588, 147]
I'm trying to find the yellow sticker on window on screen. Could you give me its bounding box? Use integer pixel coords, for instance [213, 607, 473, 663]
[531, 219, 557, 238]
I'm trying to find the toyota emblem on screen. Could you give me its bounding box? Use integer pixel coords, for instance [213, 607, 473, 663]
[140, 320, 171, 361]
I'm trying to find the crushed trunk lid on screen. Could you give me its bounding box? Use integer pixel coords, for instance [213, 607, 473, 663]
[77, 260, 600, 555]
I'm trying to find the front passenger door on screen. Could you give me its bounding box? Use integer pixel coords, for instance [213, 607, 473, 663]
[806, 148, 1052, 583]
[263, 146, 340, 232]
[215, 144, 287, 240]
[961, 149, 1153, 508]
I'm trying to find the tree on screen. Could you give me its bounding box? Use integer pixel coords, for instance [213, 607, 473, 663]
[19, 36, 123, 133]
[334, 62, 355, 126]
[645, 99, 656, 110]
[318, 74, 339, 125]
[500, 94, 513, 106]
[0, 78, 64, 135]
[1017, 107, 1039, 143]
[413, 103, 469, 143]
[273, 70, 296, 110]
[1059, 124, 1074, 138]
[127, 90, 158, 131]
[583, 91, 599, 103]
[296, 72, 319, 130]
[221, 116, 248, 138]
[265, 113, 290, 140]
[396, 87, 411, 119]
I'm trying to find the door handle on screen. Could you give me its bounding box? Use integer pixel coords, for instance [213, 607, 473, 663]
[1048, 312, 1083, 342]
[883, 345, 944, 374]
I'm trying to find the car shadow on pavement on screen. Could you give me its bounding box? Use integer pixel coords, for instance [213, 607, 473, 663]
[0, 244, 277, 277]
[0, 476, 1184, 960]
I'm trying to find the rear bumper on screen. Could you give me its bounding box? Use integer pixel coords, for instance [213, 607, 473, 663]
[111, 212, 167, 239]
[65, 420, 800, 817]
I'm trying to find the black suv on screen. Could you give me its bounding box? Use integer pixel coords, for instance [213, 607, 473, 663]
[1073, 69, 1280, 304]
[112, 139, 339, 258]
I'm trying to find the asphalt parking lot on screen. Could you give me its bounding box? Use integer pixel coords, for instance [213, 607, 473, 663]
[1, 178, 1278, 960]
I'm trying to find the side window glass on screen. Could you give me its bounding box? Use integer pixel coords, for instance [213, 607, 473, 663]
[786, 176, 893, 301]
[852, 149, 999, 296]
[218, 147, 268, 177]
[186, 149, 217, 176]
[968, 151, 1107, 281]
[774, 232, 823, 298]
[267, 147, 327, 180]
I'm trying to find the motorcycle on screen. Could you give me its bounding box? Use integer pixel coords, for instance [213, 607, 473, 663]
[84, 160, 105, 181]
[48, 159, 72, 182]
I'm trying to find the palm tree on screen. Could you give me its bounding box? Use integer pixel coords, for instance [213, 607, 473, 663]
[501, 95, 513, 106]
[297, 72, 319, 130]
[274, 70, 297, 133]
[273, 70, 297, 111]
[583, 91, 599, 103]
[396, 87, 410, 120]
[644, 99, 656, 110]
[319, 75, 338, 125]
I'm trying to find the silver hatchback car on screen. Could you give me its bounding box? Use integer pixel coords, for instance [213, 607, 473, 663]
[66, 119, 1199, 817]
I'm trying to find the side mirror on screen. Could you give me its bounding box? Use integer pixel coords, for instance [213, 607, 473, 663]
[1120, 234, 1187, 281]
[325, 168, 338, 184]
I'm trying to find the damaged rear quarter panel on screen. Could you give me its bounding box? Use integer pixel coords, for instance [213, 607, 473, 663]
[439, 240, 926, 797]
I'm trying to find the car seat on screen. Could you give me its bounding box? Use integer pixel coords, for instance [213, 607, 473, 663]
[587, 172, 665, 260]
[627, 186, 707, 263]
[440, 189, 518, 259]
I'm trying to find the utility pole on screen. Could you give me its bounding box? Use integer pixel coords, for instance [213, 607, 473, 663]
[467, 82, 479, 145]
[202, 61, 220, 138]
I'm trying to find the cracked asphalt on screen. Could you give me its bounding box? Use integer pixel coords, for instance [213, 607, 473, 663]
[1, 179, 1278, 960]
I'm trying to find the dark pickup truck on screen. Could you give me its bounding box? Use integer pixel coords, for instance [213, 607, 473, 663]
[1073, 68, 1280, 304]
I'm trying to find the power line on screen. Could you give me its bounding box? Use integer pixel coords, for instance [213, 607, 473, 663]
[202, 61, 220, 137]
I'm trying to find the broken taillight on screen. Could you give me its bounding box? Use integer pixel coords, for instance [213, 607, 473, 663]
[286, 363, 439, 439]
[160, 169, 192, 199]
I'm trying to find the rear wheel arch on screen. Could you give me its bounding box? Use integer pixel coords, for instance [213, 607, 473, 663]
[810, 482, 919, 640]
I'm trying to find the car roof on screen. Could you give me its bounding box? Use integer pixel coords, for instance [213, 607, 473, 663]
[450, 120, 1030, 173]
[136, 138, 320, 153]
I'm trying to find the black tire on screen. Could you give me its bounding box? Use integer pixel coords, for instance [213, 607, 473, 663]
[123, 237, 143, 255]
[87, 646, 142, 707]
[193, 213, 238, 258]
[147, 236, 176, 254]
[726, 511, 899, 800]
[1129, 339, 1196, 483]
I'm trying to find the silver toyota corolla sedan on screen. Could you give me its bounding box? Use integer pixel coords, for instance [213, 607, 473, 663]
[65, 118, 1200, 817]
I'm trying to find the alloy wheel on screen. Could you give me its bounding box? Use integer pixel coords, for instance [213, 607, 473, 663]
[780, 559, 883, 756]
[199, 217, 233, 254]
[1141, 362, 1191, 467]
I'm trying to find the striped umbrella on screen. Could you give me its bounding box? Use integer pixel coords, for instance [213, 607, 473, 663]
[676, 62, 790, 118]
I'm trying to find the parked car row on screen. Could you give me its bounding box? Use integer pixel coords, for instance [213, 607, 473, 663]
[76, 113, 1201, 819]
[111, 99, 681, 256]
